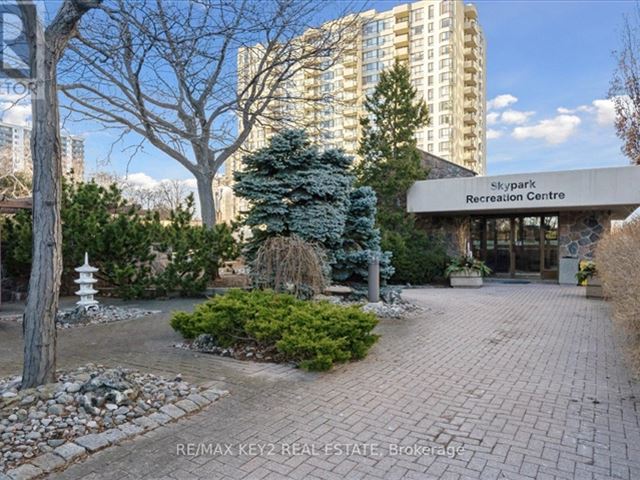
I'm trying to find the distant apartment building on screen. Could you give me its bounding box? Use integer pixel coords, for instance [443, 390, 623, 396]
[0, 122, 85, 180]
[221, 0, 486, 223]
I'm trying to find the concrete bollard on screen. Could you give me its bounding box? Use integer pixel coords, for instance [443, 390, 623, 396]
[368, 254, 380, 303]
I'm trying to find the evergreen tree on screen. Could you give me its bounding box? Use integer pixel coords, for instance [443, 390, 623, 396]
[356, 60, 449, 285]
[233, 130, 353, 262]
[333, 186, 394, 284]
[356, 60, 430, 229]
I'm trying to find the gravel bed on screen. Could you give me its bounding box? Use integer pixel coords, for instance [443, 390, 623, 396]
[56, 305, 161, 328]
[0, 364, 209, 474]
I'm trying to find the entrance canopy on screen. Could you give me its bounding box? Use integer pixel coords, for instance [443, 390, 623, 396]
[407, 166, 640, 220]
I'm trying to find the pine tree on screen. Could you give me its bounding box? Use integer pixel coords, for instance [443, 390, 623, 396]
[233, 130, 353, 262]
[356, 60, 430, 230]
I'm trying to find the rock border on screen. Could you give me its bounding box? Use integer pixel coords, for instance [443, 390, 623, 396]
[1, 385, 229, 480]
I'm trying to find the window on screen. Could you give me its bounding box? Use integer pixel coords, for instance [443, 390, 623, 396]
[363, 74, 379, 84]
[363, 50, 376, 60]
[410, 51, 424, 62]
[428, 5, 434, 19]
[427, 130, 434, 141]
[427, 88, 433, 100]
[427, 75, 433, 86]
[428, 49, 434, 59]
[439, 72, 452, 82]
[440, 44, 451, 56]
[411, 8, 424, 22]
[427, 143, 434, 151]
[428, 22, 434, 33]
[440, 1, 453, 15]
[411, 64, 423, 76]
[439, 141, 451, 151]
[440, 31, 451, 42]
[440, 114, 452, 125]
[427, 35, 434, 46]
[412, 78, 423, 88]
[440, 58, 452, 69]
[322, 71, 334, 81]
[412, 26, 424, 36]
[441, 18, 452, 29]
[428, 62, 434, 72]
[439, 128, 451, 139]
[440, 100, 452, 111]
[439, 85, 451, 97]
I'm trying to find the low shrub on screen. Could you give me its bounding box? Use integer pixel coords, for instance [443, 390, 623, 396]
[382, 229, 448, 284]
[170, 289, 379, 371]
[596, 218, 640, 372]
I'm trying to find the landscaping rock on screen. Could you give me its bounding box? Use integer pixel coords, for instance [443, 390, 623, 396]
[5, 463, 42, 480]
[53, 443, 86, 461]
[56, 305, 161, 328]
[74, 433, 110, 452]
[0, 364, 215, 474]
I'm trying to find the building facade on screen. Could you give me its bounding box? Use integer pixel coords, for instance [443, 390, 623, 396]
[0, 122, 85, 181]
[221, 0, 486, 223]
[407, 166, 640, 283]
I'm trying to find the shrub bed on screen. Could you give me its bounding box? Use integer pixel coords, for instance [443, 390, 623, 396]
[171, 289, 379, 371]
[596, 218, 640, 371]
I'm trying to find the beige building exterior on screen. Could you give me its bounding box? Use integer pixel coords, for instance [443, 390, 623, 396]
[0, 122, 85, 181]
[220, 0, 486, 223]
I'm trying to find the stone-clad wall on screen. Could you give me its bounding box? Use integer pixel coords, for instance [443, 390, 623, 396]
[419, 150, 477, 180]
[558, 211, 611, 260]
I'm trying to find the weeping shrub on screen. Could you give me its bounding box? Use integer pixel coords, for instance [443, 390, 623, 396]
[252, 235, 327, 298]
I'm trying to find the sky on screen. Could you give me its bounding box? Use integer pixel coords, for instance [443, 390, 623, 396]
[0, 0, 636, 188]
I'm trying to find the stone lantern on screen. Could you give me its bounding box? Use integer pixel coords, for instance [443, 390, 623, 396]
[75, 252, 99, 308]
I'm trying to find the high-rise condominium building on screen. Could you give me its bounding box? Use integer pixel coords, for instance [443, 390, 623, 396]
[0, 122, 85, 181]
[221, 0, 486, 223]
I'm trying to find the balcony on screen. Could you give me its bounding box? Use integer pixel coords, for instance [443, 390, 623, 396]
[344, 107, 358, 117]
[304, 76, 319, 88]
[343, 67, 357, 78]
[464, 34, 478, 48]
[464, 20, 479, 34]
[342, 55, 357, 66]
[464, 60, 477, 72]
[464, 74, 477, 86]
[344, 79, 357, 91]
[395, 46, 409, 59]
[464, 138, 477, 150]
[464, 87, 477, 99]
[465, 47, 478, 60]
[464, 126, 476, 137]
[464, 114, 477, 126]
[395, 33, 409, 47]
[394, 19, 409, 34]
[464, 102, 477, 113]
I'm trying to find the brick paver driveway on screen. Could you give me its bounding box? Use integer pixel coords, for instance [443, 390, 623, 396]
[5, 285, 640, 479]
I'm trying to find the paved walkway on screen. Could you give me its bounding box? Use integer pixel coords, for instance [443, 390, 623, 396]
[2, 285, 640, 479]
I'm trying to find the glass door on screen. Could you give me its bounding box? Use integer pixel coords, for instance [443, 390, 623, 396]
[485, 217, 511, 274]
[514, 216, 541, 274]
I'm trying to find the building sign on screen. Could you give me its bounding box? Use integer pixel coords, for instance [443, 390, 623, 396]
[407, 166, 640, 217]
[465, 179, 566, 204]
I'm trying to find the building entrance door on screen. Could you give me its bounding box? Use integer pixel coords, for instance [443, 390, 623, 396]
[471, 214, 558, 279]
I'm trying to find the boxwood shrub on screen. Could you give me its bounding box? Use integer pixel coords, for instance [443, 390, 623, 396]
[170, 289, 379, 371]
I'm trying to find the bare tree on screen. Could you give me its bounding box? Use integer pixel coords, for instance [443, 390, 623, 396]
[59, 0, 359, 227]
[155, 179, 190, 213]
[19, 0, 101, 389]
[610, 4, 640, 165]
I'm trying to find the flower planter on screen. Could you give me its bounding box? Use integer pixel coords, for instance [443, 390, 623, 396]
[449, 269, 483, 288]
[586, 275, 603, 299]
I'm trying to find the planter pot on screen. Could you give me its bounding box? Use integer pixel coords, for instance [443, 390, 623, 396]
[449, 269, 483, 288]
[586, 275, 603, 299]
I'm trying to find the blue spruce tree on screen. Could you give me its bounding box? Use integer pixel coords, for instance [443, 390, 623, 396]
[333, 186, 394, 284]
[233, 130, 352, 262]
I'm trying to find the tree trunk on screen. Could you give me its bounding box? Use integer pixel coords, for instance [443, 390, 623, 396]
[22, 47, 62, 389]
[196, 172, 217, 228]
[20, 0, 101, 389]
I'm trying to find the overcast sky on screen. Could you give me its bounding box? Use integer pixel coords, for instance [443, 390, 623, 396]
[0, 0, 635, 189]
